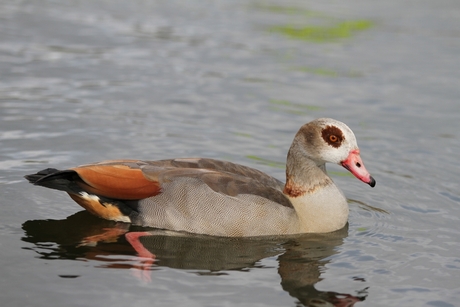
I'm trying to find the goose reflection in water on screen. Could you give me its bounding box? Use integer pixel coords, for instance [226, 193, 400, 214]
[22, 211, 367, 307]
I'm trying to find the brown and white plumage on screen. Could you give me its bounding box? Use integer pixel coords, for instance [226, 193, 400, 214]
[25, 118, 375, 237]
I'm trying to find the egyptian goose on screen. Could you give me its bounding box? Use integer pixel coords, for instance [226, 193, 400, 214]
[25, 118, 375, 237]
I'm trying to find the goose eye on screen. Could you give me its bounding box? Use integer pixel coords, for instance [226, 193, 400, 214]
[321, 125, 344, 148]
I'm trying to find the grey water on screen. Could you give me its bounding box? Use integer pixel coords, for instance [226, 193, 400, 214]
[1, 0, 460, 306]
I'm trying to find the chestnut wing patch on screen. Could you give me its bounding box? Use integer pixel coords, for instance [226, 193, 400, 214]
[72, 162, 161, 200]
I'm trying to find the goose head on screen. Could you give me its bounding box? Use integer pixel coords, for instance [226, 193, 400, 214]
[288, 118, 375, 188]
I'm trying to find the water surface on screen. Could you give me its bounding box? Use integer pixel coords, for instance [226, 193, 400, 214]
[1, 1, 460, 306]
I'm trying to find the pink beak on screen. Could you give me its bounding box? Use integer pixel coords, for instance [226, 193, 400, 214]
[341, 150, 376, 187]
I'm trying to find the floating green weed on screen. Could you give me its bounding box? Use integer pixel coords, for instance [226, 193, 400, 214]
[269, 99, 321, 115]
[329, 170, 354, 178]
[270, 20, 374, 42]
[242, 77, 269, 83]
[234, 132, 253, 138]
[246, 155, 285, 169]
[292, 66, 363, 78]
[295, 67, 339, 77]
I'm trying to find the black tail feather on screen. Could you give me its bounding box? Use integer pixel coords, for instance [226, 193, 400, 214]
[24, 168, 61, 184]
[24, 168, 80, 193]
[25, 168, 138, 218]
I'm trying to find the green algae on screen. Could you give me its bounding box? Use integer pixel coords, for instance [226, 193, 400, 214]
[329, 170, 354, 178]
[245, 155, 285, 169]
[270, 20, 374, 42]
[292, 66, 363, 78]
[234, 132, 253, 138]
[294, 67, 339, 77]
[269, 99, 321, 115]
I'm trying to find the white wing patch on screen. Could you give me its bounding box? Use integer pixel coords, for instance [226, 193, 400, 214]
[79, 191, 101, 201]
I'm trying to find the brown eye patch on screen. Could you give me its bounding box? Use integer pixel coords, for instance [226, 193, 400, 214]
[321, 125, 344, 148]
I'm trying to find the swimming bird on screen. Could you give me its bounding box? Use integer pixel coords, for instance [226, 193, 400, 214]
[25, 118, 375, 237]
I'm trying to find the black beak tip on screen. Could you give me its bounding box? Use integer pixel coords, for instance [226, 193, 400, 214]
[368, 176, 376, 188]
